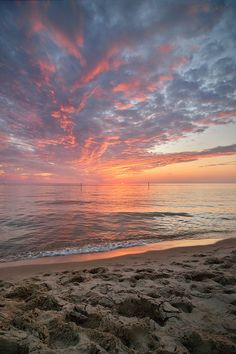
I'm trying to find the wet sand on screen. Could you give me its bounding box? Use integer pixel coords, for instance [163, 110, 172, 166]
[0, 237, 236, 353]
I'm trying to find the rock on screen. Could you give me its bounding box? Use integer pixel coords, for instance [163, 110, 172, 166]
[13, 311, 49, 342]
[6, 284, 39, 300]
[94, 283, 112, 295]
[0, 280, 11, 289]
[157, 335, 189, 354]
[117, 296, 164, 326]
[48, 319, 80, 349]
[214, 275, 236, 286]
[170, 297, 194, 313]
[97, 296, 113, 308]
[86, 328, 129, 354]
[136, 268, 154, 273]
[223, 319, 236, 332]
[181, 330, 236, 354]
[0, 336, 18, 354]
[184, 271, 216, 282]
[27, 294, 62, 311]
[159, 302, 180, 323]
[64, 275, 85, 284]
[161, 302, 180, 313]
[66, 306, 88, 325]
[0, 334, 28, 354]
[89, 267, 107, 274]
[204, 257, 223, 265]
[224, 287, 236, 294]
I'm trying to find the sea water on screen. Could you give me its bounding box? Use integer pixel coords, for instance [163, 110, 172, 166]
[0, 184, 235, 262]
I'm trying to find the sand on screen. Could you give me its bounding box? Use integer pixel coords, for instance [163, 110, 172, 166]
[0, 238, 236, 353]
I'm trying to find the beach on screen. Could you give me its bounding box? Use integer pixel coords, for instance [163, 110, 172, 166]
[1, 0, 236, 352]
[0, 237, 236, 353]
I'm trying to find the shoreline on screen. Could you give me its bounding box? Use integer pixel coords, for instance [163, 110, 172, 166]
[0, 236, 235, 281]
[0, 236, 224, 267]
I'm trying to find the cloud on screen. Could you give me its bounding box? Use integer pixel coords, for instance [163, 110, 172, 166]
[0, 0, 235, 182]
[94, 144, 236, 178]
[200, 160, 236, 168]
[29, 1, 85, 64]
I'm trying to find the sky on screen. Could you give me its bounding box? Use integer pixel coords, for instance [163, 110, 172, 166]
[0, 0, 236, 184]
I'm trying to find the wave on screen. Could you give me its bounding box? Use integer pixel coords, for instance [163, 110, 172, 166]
[0, 229, 228, 263]
[0, 239, 151, 263]
[35, 200, 92, 205]
[109, 212, 193, 218]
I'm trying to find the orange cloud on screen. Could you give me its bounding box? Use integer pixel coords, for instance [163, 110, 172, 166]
[77, 135, 120, 165]
[51, 104, 76, 132]
[187, 3, 210, 15]
[37, 134, 77, 149]
[199, 110, 236, 125]
[100, 147, 236, 180]
[112, 77, 149, 104]
[62, 135, 77, 147]
[75, 87, 98, 113]
[37, 138, 61, 147]
[80, 56, 124, 86]
[50, 103, 78, 148]
[30, 1, 44, 33]
[115, 101, 134, 110]
[215, 110, 236, 119]
[113, 79, 140, 93]
[159, 74, 173, 82]
[34, 172, 53, 177]
[48, 25, 85, 65]
[60, 105, 75, 114]
[112, 73, 173, 106]
[0, 133, 9, 150]
[37, 59, 56, 82]
[51, 111, 72, 131]
[131, 92, 147, 102]
[159, 43, 175, 54]
[147, 74, 173, 92]
[73, 40, 128, 91]
[30, 2, 85, 65]
[82, 60, 109, 85]
[110, 57, 126, 70]
[76, 32, 84, 48]
[38, 59, 56, 74]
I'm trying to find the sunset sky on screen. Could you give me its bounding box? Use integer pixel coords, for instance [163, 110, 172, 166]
[0, 0, 236, 184]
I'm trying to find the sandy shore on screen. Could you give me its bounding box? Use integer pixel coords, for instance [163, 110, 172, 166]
[0, 237, 236, 353]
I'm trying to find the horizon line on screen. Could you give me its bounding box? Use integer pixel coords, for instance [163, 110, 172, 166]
[0, 182, 236, 186]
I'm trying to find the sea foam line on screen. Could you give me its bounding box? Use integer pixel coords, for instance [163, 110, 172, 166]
[0, 239, 153, 262]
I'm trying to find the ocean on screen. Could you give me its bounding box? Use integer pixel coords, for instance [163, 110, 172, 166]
[0, 184, 235, 262]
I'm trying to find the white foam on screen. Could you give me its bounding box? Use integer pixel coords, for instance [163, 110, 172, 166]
[0, 239, 153, 262]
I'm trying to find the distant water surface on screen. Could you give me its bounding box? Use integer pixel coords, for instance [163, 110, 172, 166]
[0, 184, 235, 262]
